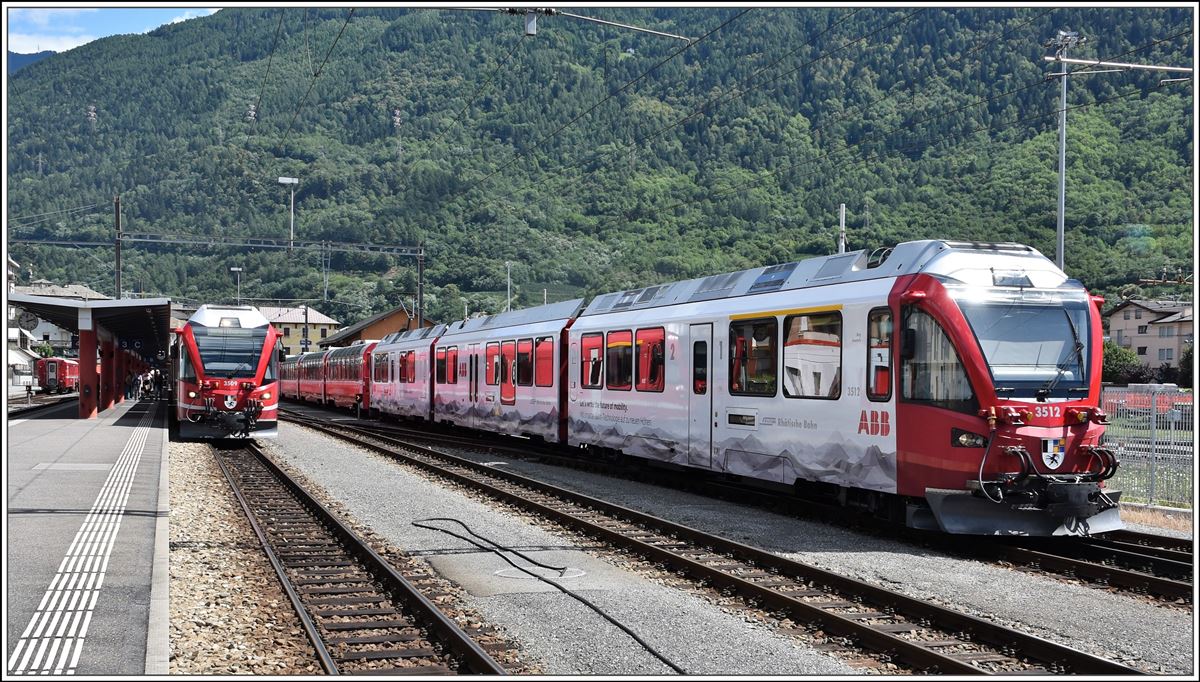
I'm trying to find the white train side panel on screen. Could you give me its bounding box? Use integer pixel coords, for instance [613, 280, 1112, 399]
[568, 279, 898, 494]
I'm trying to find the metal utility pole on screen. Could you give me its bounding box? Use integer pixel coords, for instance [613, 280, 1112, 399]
[1043, 33, 1193, 272]
[114, 195, 122, 298]
[837, 204, 846, 254]
[1045, 30, 1085, 271]
[506, 261, 512, 312]
[416, 247, 425, 328]
[278, 176, 299, 251]
[230, 266, 243, 305]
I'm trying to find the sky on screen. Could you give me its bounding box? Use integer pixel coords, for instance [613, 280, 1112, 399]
[7, 7, 221, 54]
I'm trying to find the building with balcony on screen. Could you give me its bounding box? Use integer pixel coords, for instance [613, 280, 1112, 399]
[1105, 299, 1193, 368]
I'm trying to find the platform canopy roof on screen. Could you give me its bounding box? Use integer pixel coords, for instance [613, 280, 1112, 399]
[8, 292, 173, 362]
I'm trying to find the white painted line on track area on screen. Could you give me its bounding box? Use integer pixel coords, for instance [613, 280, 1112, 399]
[6, 404, 157, 676]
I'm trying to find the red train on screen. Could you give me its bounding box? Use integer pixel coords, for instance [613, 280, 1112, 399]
[279, 342, 378, 413]
[171, 305, 284, 439]
[283, 241, 1124, 536]
[35, 357, 80, 394]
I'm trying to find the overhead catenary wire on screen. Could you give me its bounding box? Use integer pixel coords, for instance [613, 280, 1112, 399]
[458, 8, 753, 195]
[8, 202, 102, 224]
[277, 8, 356, 150]
[251, 9, 287, 131]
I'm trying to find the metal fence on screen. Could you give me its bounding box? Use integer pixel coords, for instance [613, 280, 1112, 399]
[1101, 384, 1194, 508]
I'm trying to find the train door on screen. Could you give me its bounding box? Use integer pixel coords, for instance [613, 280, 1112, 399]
[47, 360, 58, 390]
[500, 340, 516, 406]
[467, 343, 481, 427]
[688, 324, 713, 467]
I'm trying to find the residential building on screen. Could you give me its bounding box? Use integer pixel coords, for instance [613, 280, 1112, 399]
[318, 302, 434, 349]
[1104, 299, 1194, 369]
[260, 305, 340, 357]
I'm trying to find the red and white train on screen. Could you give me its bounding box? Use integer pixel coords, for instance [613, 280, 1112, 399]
[35, 357, 80, 394]
[280, 342, 378, 412]
[283, 241, 1122, 536]
[171, 305, 284, 439]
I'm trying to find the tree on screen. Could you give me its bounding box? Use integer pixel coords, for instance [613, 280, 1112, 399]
[1178, 345, 1193, 389]
[33, 343, 55, 358]
[1101, 341, 1139, 384]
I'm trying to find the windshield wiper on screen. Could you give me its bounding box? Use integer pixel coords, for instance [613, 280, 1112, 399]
[1036, 309, 1085, 401]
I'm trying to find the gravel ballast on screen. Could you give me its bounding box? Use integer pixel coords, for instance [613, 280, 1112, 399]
[169, 441, 318, 674]
[262, 423, 856, 676]
[422, 436, 1193, 675]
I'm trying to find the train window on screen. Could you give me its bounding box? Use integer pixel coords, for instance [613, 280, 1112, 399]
[729, 318, 777, 397]
[446, 347, 458, 384]
[180, 346, 196, 382]
[265, 345, 278, 381]
[374, 353, 387, 382]
[901, 308, 976, 413]
[606, 330, 633, 391]
[867, 309, 892, 401]
[516, 339, 534, 386]
[692, 341, 707, 395]
[406, 352, 416, 383]
[485, 343, 500, 385]
[635, 328, 665, 392]
[501, 341, 516, 395]
[436, 348, 447, 384]
[581, 333, 604, 389]
[534, 336, 555, 387]
[782, 311, 841, 399]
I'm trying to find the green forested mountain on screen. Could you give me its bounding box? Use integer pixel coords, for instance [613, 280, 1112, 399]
[6, 7, 1193, 324]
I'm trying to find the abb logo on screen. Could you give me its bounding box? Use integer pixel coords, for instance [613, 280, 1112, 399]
[857, 410, 891, 436]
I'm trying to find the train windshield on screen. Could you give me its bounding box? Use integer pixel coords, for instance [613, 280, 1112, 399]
[957, 292, 1090, 398]
[192, 326, 268, 378]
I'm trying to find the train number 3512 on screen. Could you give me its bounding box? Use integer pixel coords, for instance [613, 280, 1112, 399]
[1033, 405, 1062, 418]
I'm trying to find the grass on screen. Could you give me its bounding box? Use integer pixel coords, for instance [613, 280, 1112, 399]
[1119, 505, 1194, 533]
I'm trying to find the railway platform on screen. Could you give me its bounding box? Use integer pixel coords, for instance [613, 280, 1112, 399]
[5, 397, 169, 676]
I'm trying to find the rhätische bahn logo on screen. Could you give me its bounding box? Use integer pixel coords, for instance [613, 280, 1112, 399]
[1041, 438, 1066, 470]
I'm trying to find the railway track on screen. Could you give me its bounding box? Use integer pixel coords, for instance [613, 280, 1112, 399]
[212, 440, 507, 675]
[284, 404, 1193, 605]
[282, 411, 1142, 675]
[7, 394, 78, 418]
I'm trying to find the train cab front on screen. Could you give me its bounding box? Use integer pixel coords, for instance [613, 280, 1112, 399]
[181, 378, 277, 438]
[893, 257, 1122, 537]
[175, 306, 283, 439]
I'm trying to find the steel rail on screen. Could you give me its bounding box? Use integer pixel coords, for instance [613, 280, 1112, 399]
[6, 395, 79, 417]
[285, 413, 1142, 675]
[989, 544, 1192, 602]
[282, 404, 1191, 604]
[215, 441, 507, 675]
[214, 445, 339, 674]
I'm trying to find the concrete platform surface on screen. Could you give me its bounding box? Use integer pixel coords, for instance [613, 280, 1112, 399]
[6, 399, 167, 676]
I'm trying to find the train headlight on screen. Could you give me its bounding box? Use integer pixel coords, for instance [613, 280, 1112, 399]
[952, 429, 987, 448]
[187, 391, 197, 399]
[261, 392, 271, 400]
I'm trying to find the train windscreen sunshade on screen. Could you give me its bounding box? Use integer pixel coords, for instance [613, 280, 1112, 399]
[958, 301, 1090, 395]
[192, 326, 268, 378]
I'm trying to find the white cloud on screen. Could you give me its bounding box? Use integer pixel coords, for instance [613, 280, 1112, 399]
[168, 8, 221, 25]
[7, 32, 98, 54]
[8, 8, 97, 29]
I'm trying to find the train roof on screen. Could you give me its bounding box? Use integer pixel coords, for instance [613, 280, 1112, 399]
[188, 304, 270, 329]
[439, 298, 586, 339]
[579, 240, 1061, 317]
[379, 324, 446, 346]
